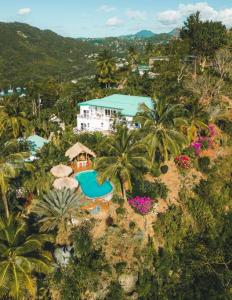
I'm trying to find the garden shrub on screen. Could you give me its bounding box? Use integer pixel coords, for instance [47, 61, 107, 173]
[150, 165, 161, 177]
[115, 262, 127, 274]
[160, 165, 168, 174]
[198, 156, 211, 173]
[105, 216, 114, 226]
[128, 196, 154, 215]
[182, 146, 196, 158]
[116, 207, 126, 215]
[131, 180, 168, 200]
[129, 221, 136, 229]
[112, 194, 124, 206]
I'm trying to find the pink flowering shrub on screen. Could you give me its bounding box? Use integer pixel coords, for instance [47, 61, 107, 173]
[191, 141, 202, 155]
[208, 124, 217, 137]
[128, 196, 154, 215]
[175, 154, 191, 169]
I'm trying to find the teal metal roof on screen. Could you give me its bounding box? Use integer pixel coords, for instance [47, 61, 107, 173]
[27, 135, 49, 155]
[79, 94, 154, 117]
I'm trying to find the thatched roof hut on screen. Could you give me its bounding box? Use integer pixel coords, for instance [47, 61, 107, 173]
[65, 142, 96, 161]
[50, 164, 73, 178]
[53, 177, 79, 190]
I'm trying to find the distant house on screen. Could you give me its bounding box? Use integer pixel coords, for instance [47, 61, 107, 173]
[149, 56, 170, 67]
[138, 65, 150, 76]
[76, 94, 153, 132]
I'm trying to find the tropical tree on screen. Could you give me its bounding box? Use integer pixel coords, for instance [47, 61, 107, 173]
[0, 214, 53, 299]
[0, 140, 30, 219]
[95, 126, 149, 201]
[128, 46, 138, 70]
[0, 98, 31, 138]
[180, 11, 227, 68]
[96, 49, 117, 88]
[174, 101, 209, 142]
[31, 188, 83, 243]
[137, 98, 188, 162]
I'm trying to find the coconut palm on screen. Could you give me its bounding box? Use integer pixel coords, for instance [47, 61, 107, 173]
[31, 188, 83, 242]
[95, 126, 149, 201]
[128, 46, 138, 70]
[0, 101, 31, 138]
[174, 102, 209, 142]
[0, 214, 53, 299]
[137, 98, 188, 162]
[96, 49, 117, 88]
[0, 140, 30, 219]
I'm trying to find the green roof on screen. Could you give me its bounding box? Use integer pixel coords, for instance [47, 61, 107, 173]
[27, 135, 49, 155]
[79, 94, 154, 117]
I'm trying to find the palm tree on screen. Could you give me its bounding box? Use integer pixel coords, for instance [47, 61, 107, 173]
[96, 49, 117, 88]
[0, 100, 31, 138]
[174, 101, 209, 142]
[31, 188, 83, 243]
[137, 98, 188, 162]
[0, 215, 53, 299]
[95, 126, 149, 201]
[127, 46, 138, 71]
[0, 140, 29, 219]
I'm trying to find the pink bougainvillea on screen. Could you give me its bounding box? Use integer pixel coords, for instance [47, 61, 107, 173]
[175, 154, 191, 169]
[208, 124, 217, 138]
[191, 141, 202, 155]
[128, 196, 154, 215]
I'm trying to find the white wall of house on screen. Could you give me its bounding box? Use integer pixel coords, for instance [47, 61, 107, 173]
[76, 105, 135, 132]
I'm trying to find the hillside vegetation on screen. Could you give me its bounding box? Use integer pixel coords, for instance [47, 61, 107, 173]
[0, 22, 97, 86]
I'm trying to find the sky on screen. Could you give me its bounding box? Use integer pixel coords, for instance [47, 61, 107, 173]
[0, 0, 232, 38]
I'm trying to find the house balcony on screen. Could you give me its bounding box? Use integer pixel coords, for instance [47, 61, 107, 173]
[77, 114, 113, 121]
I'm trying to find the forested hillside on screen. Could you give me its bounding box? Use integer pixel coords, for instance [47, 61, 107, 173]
[0, 22, 97, 87]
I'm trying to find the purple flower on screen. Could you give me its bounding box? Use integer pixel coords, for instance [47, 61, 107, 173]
[128, 196, 154, 215]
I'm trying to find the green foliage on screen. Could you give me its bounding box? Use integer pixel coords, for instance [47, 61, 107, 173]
[115, 262, 127, 274]
[180, 11, 227, 58]
[106, 282, 125, 300]
[198, 156, 211, 173]
[160, 164, 168, 174]
[116, 207, 126, 216]
[0, 22, 97, 86]
[131, 179, 168, 200]
[31, 188, 82, 236]
[55, 228, 108, 300]
[0, 215, 53, 299]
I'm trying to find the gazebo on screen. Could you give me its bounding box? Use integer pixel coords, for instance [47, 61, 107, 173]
[65, 142, 96, 171]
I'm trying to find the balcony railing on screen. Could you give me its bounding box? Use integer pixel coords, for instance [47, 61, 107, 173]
[77, 114, 113, 121]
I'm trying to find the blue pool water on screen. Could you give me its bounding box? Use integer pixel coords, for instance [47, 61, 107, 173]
[75, 170, 113, 198]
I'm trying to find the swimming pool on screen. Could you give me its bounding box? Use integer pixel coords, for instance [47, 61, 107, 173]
[75, 170, 113, 199]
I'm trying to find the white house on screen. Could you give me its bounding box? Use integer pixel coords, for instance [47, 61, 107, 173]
[76, 94, 153, 132]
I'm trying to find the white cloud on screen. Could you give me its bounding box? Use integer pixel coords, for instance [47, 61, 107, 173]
[157, 2, 232, 27]
[18, 8, 31, 16]
[217, 8, 232, 27]
[157, 10, 181, 25]
[179, 3, 217, 20]
[106, 16, 123, 27]
[99, 5, 116, 13]
[126, 9, 147, 21]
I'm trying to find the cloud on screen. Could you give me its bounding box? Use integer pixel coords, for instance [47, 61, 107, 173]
[106, 16, 123, 27]
[18, 8, 31, 16]
[126, 9, 147, 21]
[157, 2, 232, 27]
[157, 10, 181, 25]
[99, 5, 116, 13]
[217, 8, 232, 27]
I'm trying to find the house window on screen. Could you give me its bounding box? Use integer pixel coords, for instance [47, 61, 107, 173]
[101, 122, 104, 127]
[81, 123, 87, 130]
[83, 110, 89, 118]
[105, 109, 111, 116]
